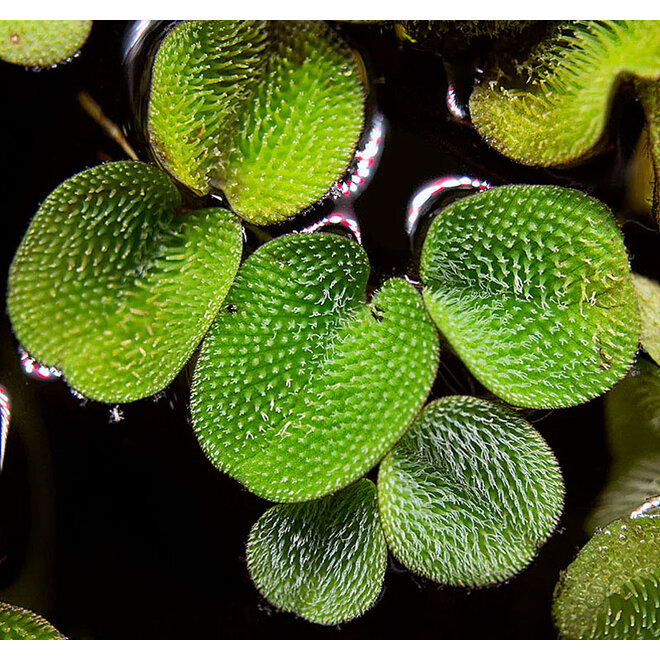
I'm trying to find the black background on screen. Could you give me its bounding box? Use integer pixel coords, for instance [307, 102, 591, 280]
[0, 20, 658, 639]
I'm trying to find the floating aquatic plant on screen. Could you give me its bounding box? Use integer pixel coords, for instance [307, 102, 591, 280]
[8, 161, 242, 402]
[636, 80, 660, 225]
[0, 20, 91, 67]
[470, 21, 660, 167]
[0, 602, 64, 640]
[191, 233, 439, 502]
[633, 274, 660, 366]
[247, 479, 386, 625]
[553, 517, 660, 639]
[148, 20, 366, 224]
[420, 184, 639, 408]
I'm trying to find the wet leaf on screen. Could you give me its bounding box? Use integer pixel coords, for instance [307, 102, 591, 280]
[0, 20, 91, 67]
[8, 161, 243, 403]
[470, 21, 660, 166]
[0, 602, 65, 640]
[246, 479, 386, 625]
[420, 185, 639, 408]
[191, 233, 439, 502]
[553, 517, 660, 639]
[148, 20, 365, 224]
[633, 274, 660, 365]
[378, 396, 564, 586]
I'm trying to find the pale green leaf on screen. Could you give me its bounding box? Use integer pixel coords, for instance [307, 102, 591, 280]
[553, 517, 660, 639]
[8, 161, 243, 403]
[246, 479, 386, 625]
[420, 185, 639, 408]
[0, 602, 65, 640]
[470, 21, 660, 166]
[633, 274, 660, 366]
[0, 20, 91, 67]
[378, 396, 564, 586]
[191, 233, 439, 502]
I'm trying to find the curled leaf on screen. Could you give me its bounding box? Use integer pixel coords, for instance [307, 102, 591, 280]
[148, 20, 366, 224]
[191, 233, 439, 502]
[247, 479, 386, 625]
[420, 184, 639, 408]
[0, 602, 64, 640]
[378, 396, 564, 586]
[8, 161, 243, 402]
[553, 517, 660, 639]
[0, 20, 91, 67]
[470, 21, 660, 166]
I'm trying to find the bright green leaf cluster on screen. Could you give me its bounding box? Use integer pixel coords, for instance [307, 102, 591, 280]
[0, 602, 64, 640]
[148, 20, 366, 224]
[0, 20, 91, 67]
[470, 21, 660, 166]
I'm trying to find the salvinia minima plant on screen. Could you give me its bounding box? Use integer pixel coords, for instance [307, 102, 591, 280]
[4, 19, 652, 629]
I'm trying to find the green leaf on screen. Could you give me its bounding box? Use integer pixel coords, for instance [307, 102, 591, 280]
[0, 602, 65, 640]
[635, 80, 660, 225]
[378, 396, 564, 587]
[8, 161, 243, 403]
[633, 274, 660, 366]
[148, 20, 366, 224]
[420, 185, 639, 408]
[246, 479, 386, 625]
[0, 20, 91, 67]
[553, 517, 660, 639]
[191, 233, 439, 502]
[470, 21, 660, 166]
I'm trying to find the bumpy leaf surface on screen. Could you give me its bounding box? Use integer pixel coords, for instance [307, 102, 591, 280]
[247, 479, 386, 625]
[0, 20, 91, 66]
[420, 185, 639, 408]
[0, 602, 64, 640]
[554, 517, 660, 639]
[191, 233, 439, 502]
[633, 274, 660, 366]
[378, 396, 564, 586]
[470, 21, 660, 166]
[148, 20, 365, 224]
[8, 161, 243, 403]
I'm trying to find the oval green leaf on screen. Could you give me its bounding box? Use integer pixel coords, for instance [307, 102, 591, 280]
[191, 232, 440, 502]
[0, 602, 65, 640]
[148, 20, 366, 224]
[554, 517, 660, 639]
[247, 479, 386, 625]
[633, 274, 660, 366]
[8, 161, 243, 403]
[420, 184, 639, 408]
[378, 396, 564, 586]
[470, 21, 660, 166]
[0, 20, 91, 67]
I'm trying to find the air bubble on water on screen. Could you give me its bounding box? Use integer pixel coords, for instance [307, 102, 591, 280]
[18, 347, 61, 381]
[299, 212, 362, 245]
[332, 110, 386, 201]
[446, 84, 467, 120]
[630, 496, 660, 520]
[0, 385, 10, 473]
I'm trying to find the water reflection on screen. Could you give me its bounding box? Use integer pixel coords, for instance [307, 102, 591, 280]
[0, 385, 9, 472]
[300, 212, 362, 245]
[19, 348, 61, 381]
[631, 496, 660, 519]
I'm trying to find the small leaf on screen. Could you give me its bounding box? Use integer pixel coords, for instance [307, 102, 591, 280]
[0, 602, 65, 640]
[148, 20, 366, 224]
[633, 274, 660, 365]
[420, 185, 639, 408]
[246, 479, 386, 625]
[0, 20, 91, 67]
[553, 517, 660, 639]
[191, 233, 439, 502]
[8, 161, 243, 403]
[378, 396, 564, 587]
[470, 21, 660, 166]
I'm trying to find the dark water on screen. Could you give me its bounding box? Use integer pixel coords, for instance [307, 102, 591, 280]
[0, 20, 658, 640]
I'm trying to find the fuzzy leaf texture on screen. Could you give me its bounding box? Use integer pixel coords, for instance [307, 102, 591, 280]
[8, 161, 243, 403]
[420, 185, 639, 408]
[0, 602, 64, 640]
[191, 233, 440, 502]
[0, 20, 91, 67]
[378, 396, 564, 586]
[633, 274, 660, 365]
[470, 21, 660, 166]
[148, 20, 365, 224]
[553, 517, 660, 639]
[246, 479, 386, 625]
